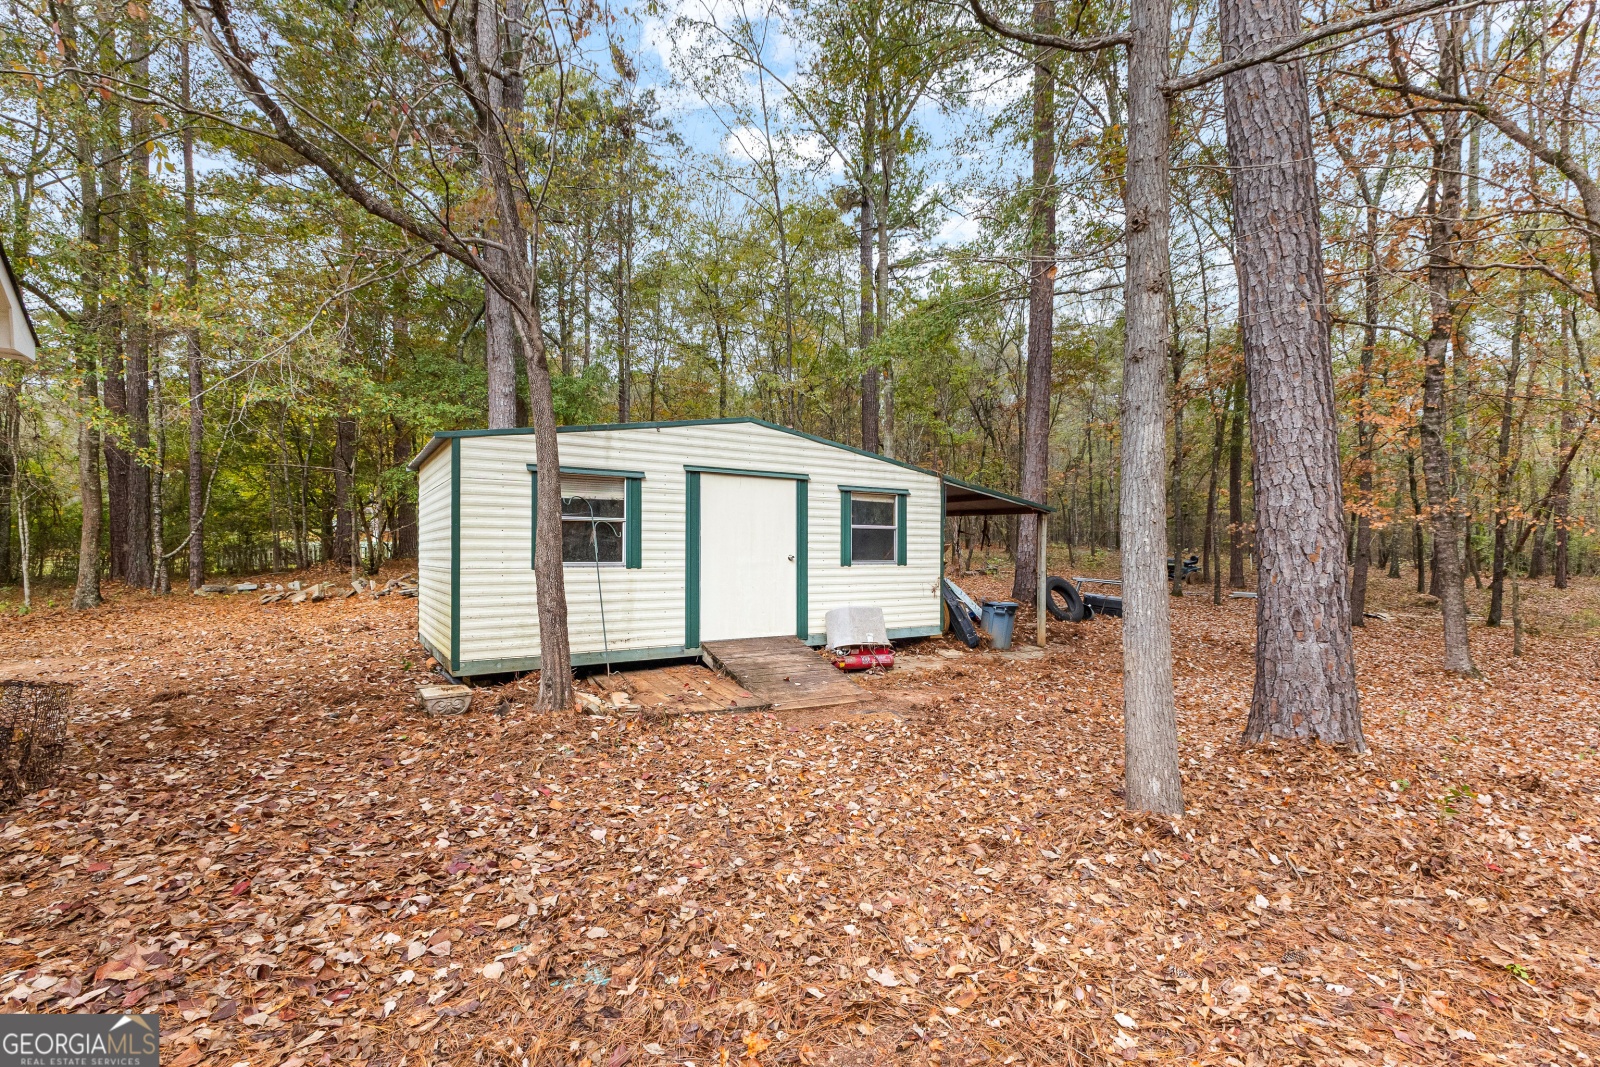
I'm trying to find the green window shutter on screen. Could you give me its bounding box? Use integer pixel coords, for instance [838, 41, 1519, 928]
[529, 469, 538, 569]
[839, 489, 853, 566]
[625, 477, 643, 569]
[896, 495, 907, 565]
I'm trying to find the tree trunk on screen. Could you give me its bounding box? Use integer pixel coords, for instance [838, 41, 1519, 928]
[68, 1, 103, 610]
[1119, 0, 1184, 814]
[1349, 205, 1382, 626]
[1527, 524, 1544, 579]
[1407, 453, 1425, 592]
[617, 169, 634, 423]
[1169, 285, 1185, 598]
[331, 416, 357, 570]
[477, 0, 520, 431]
[1227, 374, 1246, 588]
[859, 88, 879, 452]
[1013, 0, 1057, 601]
[1222, 0, 1361, 746]
[393, 419, 418, 558]
[1202, 390, 1225, 597]
[1487, 288, 1524, 626]
[465, 0, 573, 711]
[123, 24, 155, 592]
[1419, 111, 1477, 674]
[876, 132, 894, 456]
[183, 29, 205, 591]
[1427, 230, 1472, 659]
[95, 2, 128, 585]
[1553, 357, 1572, 588]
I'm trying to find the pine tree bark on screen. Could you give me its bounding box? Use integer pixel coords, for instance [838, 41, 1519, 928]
[1119, 0, 1185, 813]
[1013, 0, 1057, 600]
[1222, 0, 1362, 747]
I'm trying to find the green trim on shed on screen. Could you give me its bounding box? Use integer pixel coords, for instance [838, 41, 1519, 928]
[686, 466, 809, 644]
[455, 643, 703, 677]
[684, 470, 701, 650]
[795, 480, 809, 638]
[449, 437, 461, 675]
[529, 464, 644, 570]
[840, 486, 907, 566]
[685, 464, 810, 481]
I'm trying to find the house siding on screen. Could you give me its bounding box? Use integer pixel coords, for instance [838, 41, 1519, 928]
[416, 444, 453, 661]
[446, 422, 943, 671]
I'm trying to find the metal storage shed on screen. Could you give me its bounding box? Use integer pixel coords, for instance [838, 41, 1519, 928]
[408, 418, 1049, 680]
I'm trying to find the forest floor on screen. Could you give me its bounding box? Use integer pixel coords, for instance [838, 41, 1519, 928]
[0, 556, 1597, 1067]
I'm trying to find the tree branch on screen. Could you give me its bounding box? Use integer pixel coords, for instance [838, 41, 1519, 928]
[967, 0, 1129, 53]
[1165, 0, 1470, 92]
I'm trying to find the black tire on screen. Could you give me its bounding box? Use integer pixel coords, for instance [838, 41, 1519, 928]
[1045, 576, 1086, 623]
[942, 582, 982, 648]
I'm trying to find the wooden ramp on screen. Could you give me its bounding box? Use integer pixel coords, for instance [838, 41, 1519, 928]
[592, 664, 770, 716]
[701, 637, 873, 713]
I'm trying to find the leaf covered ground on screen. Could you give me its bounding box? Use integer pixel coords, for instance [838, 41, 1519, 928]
[0, 561, 1597, 1067]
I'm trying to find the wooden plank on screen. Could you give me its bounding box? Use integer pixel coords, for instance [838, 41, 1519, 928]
[593, 664, 771, 715]
[701, 637, 873, 714]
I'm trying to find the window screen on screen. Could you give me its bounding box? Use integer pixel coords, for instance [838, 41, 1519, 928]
[561, 476, 625, 564]
[850, 494, 897, 563]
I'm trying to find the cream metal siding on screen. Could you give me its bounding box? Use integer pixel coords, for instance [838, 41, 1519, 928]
[416, 444, 453, 660]
[444, 422, 942, 672]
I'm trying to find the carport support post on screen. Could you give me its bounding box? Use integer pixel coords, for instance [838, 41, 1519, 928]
[1036, 512, 1048, 647]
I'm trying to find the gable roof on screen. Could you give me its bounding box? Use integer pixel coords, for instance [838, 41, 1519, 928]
[0, 239, 39, 363]
[408, 417, 1051, 514]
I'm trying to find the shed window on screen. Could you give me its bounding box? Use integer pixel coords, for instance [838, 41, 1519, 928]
[561, 476, 626, 565]
[850, 495, 898, 564]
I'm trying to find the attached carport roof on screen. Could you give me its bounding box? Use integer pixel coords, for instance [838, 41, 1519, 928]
[941, 475, 1052, 516]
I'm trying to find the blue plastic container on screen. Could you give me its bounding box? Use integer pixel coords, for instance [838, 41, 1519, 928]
[980, 600, 1019, 650]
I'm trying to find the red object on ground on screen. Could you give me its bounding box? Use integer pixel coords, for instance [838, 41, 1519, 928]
[833, 646, 894, 671]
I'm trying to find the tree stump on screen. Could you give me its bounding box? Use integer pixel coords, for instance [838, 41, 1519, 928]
[0, 681, 72, 809]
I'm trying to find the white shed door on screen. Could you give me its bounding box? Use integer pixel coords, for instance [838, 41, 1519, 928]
[699, 474, 796, 642]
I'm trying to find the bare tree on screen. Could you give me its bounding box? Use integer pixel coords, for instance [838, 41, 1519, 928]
[971, 0, 1185, 814]
[181, 0, 576, 709]
[1012, 0, 1058, 600]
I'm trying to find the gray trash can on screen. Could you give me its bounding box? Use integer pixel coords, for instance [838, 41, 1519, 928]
[980, 600, 1019, 650]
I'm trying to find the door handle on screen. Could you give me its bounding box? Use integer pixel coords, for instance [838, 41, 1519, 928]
[787, 555, 796, 562]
